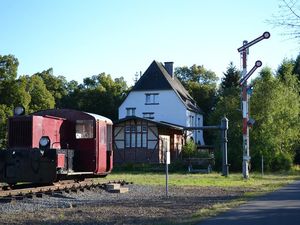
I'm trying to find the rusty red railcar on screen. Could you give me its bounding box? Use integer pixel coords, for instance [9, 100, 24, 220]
[0, 108, 113, 184]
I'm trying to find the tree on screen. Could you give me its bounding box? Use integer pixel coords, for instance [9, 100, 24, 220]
[34, 68, 68, 107]
[24, 75, 55, 112]
[175, 64, 218, 85]
[0, 55, 26, 107]
[174, 64, 218, 116]
[0, 78, 30, 109]
[0, 55, 19, 81]
[66, 80, 79, 93]
[0, 104, 12, 148]
[61, 73, 128, 120]
[220, 62, 240, 92]
[208, 86, 242, 171]
[277, 58, 300, 165]
[206, 63, 242, 170]
[292, 54, 300, 81]
[250, 67, 300, 171]
[277, 58, 300, 92]
[277, 58, 295, 80]
[269, 0, 300, 42]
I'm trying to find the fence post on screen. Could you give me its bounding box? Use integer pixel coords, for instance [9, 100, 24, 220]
[221, 117, 229, 176]
[261, 155, 264, 176]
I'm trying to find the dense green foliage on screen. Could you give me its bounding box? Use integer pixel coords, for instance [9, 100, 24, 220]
[174, 64, 218, 116]
[250, 65, 300, 171]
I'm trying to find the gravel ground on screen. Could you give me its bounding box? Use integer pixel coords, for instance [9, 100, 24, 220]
[0, 184, 249, 225]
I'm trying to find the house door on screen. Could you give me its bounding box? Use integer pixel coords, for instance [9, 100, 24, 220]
[159, 135, 170, 163]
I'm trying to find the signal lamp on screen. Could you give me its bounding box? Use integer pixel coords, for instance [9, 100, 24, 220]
[39, 136, 50, 149]
[14, 106, 25, 116]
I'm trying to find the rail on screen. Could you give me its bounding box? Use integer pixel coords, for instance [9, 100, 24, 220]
[0, 179, 131, 201]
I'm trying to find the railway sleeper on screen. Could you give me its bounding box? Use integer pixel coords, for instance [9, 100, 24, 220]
[0, 180, 130, 201]
[71, 188, 78, 193]
[36, 192, 43, 198]
[0, 197, 12, 203]
[15, 194, 24, 200]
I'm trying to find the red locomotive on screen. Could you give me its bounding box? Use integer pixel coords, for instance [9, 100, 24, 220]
[0, 107, 113, 185]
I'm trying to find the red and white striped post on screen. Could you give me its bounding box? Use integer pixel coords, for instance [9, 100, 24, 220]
[241, 44, 250, 178]
[237, 32, 270, 179]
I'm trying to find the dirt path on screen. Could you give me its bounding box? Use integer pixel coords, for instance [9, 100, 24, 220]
[0, 185, 249, 225]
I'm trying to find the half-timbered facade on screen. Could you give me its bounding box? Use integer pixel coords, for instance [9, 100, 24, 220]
[113, 116, 184, 164]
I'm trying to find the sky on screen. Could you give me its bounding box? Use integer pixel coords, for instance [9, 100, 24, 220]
[0, 0, 299, 86]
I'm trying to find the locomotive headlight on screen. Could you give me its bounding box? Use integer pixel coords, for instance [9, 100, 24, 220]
[39, 136, 50, 148]
[14, 106, 25, 116]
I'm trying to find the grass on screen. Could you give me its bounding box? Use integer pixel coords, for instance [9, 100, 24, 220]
[104, 171, 300, 192]
[108, 163, 300, 192]
[102, 169, 300, 224]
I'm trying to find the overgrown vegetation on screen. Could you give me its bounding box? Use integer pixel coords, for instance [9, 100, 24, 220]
[182, 140, 197, 158]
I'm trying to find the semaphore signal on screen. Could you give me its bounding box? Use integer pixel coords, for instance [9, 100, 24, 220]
[237, 32, 270, 179]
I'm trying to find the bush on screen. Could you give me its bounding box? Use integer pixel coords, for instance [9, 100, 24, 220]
[182, 140, 197, 158]
[271, 152, 293, 171]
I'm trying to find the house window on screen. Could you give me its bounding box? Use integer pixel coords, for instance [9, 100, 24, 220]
[126, 108, 136, 116]
[125, 124, 148, 148]
[189, 115, 194, 127]
[125, 126, 131, 147]
[143, 112, 154, 119]
[145, 93, 159, 105]
[131, 126, 136, 147]
[137, 126, 142, 147]
[142, 126, 147, 148]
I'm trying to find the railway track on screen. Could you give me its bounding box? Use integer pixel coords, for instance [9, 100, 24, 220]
[0, 179, 131, 201]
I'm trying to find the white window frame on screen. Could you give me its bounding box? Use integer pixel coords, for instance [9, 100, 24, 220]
[145, 93, 159, 105]
[126, 107, 136, 116]
[125, 124, 148, 149]
[143, 112, 154, 119]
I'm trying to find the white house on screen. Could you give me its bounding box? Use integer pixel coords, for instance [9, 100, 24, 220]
[118, 60, 205, 145]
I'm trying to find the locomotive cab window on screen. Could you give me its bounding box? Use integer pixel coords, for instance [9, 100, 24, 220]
[76, 120, 94, 139]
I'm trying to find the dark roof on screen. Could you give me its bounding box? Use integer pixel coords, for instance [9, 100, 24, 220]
[32, 108, 112, 124]
[114, 116, 184, 130]
[132, 60, 202, 114]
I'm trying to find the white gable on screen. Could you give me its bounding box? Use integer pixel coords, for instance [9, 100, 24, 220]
[119, 90, 187, 126]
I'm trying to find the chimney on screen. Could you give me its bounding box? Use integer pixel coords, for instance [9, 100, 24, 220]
[164, 62, 174, 78]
